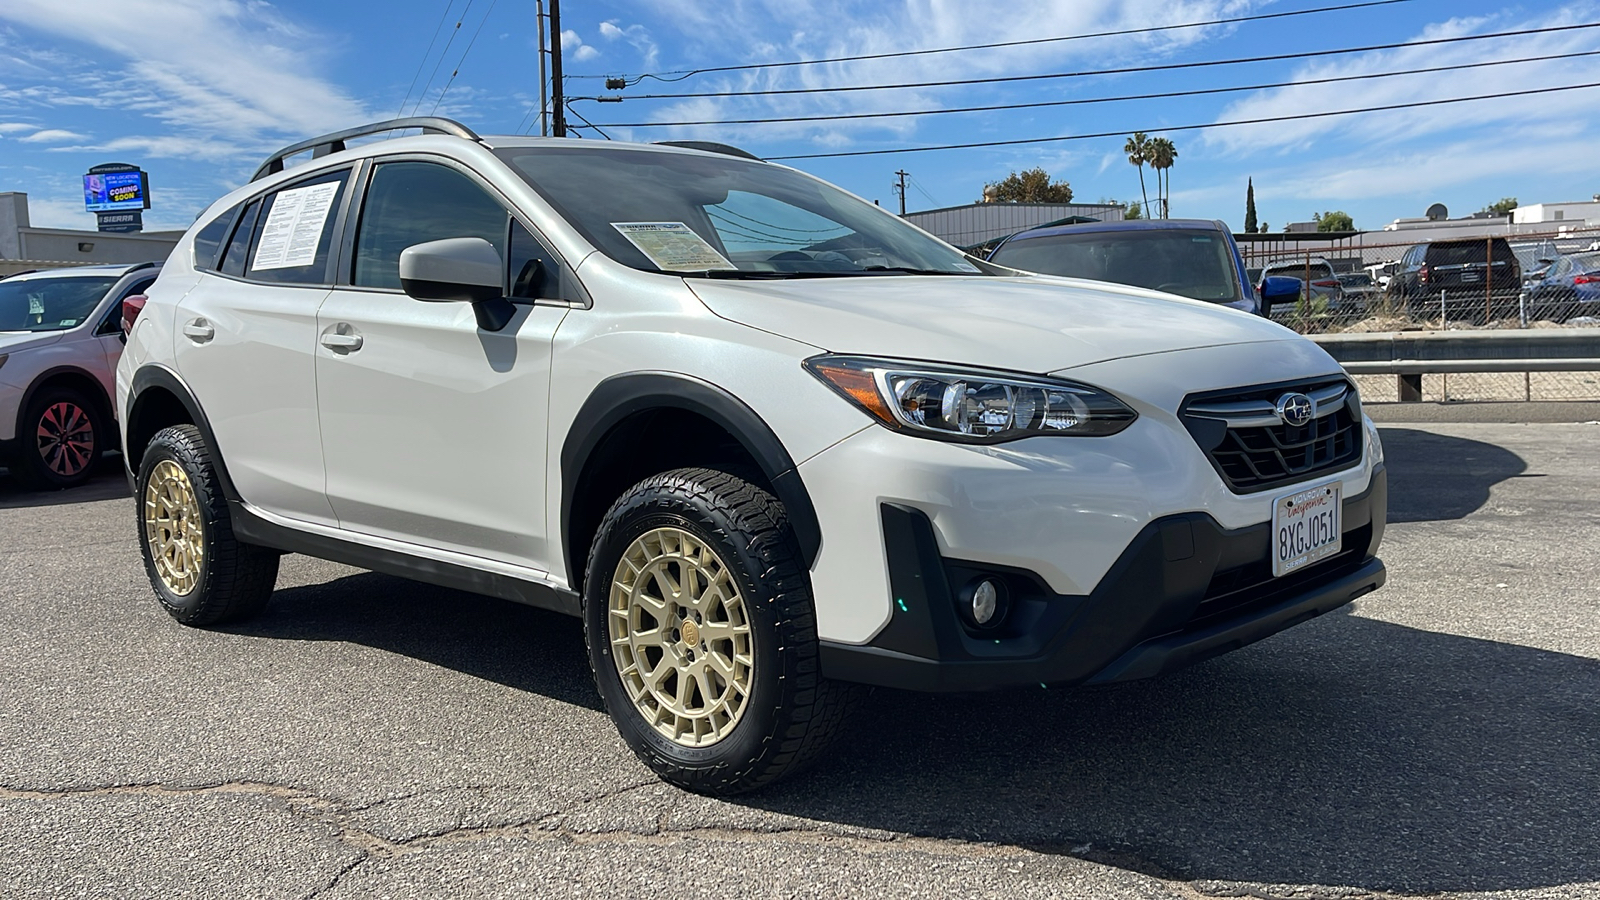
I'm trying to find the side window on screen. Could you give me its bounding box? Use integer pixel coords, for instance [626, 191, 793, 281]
[218, 199, 262, 278]
[508, 218, 562, 299]
[245, 168, 349, 286]
[96, 277, 156, 334]
[192, 207, 237, 271]
[352, 161, 508, 290]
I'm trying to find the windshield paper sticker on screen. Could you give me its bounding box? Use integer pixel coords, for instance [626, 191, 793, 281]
[611, 222, 736, 272]
[253, 181, 340, 270]
[954, 261, 981, 272]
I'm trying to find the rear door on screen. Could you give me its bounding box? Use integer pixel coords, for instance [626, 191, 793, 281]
[314, 156, 570, 571]
[173, 167, 352, 525]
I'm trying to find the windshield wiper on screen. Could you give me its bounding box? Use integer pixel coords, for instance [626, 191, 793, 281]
[679, 269, 870, 279]
[858, 265, 983, 276]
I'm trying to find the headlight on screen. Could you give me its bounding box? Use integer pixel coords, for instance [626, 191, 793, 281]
[803, 355, 1136, 442]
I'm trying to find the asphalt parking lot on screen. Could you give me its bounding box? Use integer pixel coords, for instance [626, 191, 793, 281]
[1, 420, 1597, 899]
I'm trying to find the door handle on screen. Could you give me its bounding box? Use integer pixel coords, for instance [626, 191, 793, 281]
[320, 330, 363, 352]
[182, 319, 214, 342]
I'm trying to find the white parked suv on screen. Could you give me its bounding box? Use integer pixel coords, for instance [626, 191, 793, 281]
[1, 262, 159, 488]
[117, 118, 1386, 794]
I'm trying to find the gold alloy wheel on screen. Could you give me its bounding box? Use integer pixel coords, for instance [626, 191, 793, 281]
[143, 460, 205, 596]
[608, 526, 754, 747]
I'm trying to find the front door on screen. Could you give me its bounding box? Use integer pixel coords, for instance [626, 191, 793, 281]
[315, 158, 569, 571]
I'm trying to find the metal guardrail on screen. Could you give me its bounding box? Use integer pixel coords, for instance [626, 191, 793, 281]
[1312, 329, 1600, 401]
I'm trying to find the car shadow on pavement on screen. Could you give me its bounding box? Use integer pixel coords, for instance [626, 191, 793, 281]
[229, 570, 603, 712]
[0, 456, 130, 510]
[740, 613, 1600, 894]
[1378, 427, 1525, 522]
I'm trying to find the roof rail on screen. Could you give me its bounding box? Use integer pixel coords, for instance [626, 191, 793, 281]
[654, 140, 762, 161]
[251, 117, 481, 182]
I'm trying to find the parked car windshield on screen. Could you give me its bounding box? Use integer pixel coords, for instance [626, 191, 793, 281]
[495, 146, 985, 278]
[1429, 242, 1515, 265]
[0, 276, 118, 332]
[1556, 251, 1600, 276]
[1266, 260, 1334, 280]
[988, 229, 1241, 303]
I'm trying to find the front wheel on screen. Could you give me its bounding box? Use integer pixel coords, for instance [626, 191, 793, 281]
[136, 425, 279, 626]
[583, 467, 857, 796]
[14, 386, 106, 489]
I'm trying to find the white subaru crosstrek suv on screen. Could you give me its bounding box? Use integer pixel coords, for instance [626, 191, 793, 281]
[1, 262, 159, 489]
[117, 118, 1386, 795]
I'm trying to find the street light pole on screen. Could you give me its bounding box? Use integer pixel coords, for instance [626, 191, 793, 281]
[536, 0, 548, 136]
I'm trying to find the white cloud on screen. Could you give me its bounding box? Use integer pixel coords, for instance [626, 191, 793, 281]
[0, 121, 36, 134]
[600, 21, 624, 40]
[594, 1, 1252, 148]
[574, 45, 601, 62]
[18, 127, 86, 142]
[0, 0, 368, 150]
[1205, 3, 1600, 155]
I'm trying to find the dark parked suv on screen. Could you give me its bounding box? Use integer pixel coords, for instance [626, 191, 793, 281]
[1387, 238, 1521, 322]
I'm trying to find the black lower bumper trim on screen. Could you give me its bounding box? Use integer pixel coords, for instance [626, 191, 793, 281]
[821, 466, 1387, 692]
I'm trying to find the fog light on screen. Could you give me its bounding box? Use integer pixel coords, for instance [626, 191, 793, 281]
[959, 577, 1009, 630]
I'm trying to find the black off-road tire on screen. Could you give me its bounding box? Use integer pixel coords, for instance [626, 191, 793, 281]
[583, 467, 859, 796]
[14, 385, 107, 490]
[135, 425, 279, 626]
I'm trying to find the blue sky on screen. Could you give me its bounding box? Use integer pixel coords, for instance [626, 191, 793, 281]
[2, 0, 1597, 234]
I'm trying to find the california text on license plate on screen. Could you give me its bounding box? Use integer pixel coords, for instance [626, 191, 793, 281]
[1272, 482, 1342, 577]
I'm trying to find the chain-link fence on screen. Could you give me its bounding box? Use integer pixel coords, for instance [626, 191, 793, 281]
[1238, 229, 1600, 401]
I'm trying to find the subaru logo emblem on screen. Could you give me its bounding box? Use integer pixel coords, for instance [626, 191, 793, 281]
[1275, 392, 1315, 427]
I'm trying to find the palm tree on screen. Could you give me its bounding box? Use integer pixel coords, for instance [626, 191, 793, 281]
[1147, 137, 1178, 219]
[1123, 132, 1150, 214]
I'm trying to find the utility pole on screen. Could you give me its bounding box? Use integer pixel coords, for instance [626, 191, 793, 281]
[536, 0, 548, 136]
[893, 169, 909, 216]
[549, 0, 566, 137]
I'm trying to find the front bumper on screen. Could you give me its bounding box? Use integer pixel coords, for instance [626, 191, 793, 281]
[820, 466, 1386, 692]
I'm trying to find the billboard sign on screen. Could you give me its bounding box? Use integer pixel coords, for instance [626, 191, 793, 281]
[83, 163, 150, 213]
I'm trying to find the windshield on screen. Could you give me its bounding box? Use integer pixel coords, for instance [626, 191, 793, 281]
[495, 146, 984, 278]
[0, 276, 118, 332]
[989, 229, 1241, 303]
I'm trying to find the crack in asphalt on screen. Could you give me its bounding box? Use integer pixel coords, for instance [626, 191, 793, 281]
[0, 779, 1419, 899]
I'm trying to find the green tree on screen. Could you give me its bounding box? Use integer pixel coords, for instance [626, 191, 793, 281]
[1483, 197, 1518, 217]
[1123, 132, 1151, 213]
[985, 167, 1074, 202]
[1313, 210, 1354, 232]
[1244, 178, 1258, 233]
[1146, 137, 1177, 218]
[1124, 200, 1142, 220]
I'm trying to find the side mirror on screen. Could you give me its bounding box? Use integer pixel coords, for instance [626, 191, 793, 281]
[399, 237, 515, 331]
[1260, 275, 1302, 304]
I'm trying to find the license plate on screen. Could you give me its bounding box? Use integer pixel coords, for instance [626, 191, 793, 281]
[1272, 482, 1342, 577]
[1461, 270, 1481, 282]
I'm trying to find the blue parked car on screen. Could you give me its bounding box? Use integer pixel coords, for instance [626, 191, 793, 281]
[986, 218, 1300, 316]
[1523, 250, 1600, 322]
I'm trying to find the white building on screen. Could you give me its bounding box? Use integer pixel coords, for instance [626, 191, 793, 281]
[1511, 201, 1600, 225]
[1, 192, 181, 275]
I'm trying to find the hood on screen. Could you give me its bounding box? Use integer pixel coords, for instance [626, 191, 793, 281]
[0, 331, 64, 356]
[687, 274, 1299, 373]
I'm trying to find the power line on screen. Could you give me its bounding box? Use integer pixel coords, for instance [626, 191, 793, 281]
[409, 0, 474, 117]
[431, 0, 500, 115]
[585, 49, 1600, 127]
[765, 80, 1600, 160]
[564, 103, 612, 139]
[396, 0, 457, 118]
[568, 0, 1415, 85]
[570, 22, 1600, 101]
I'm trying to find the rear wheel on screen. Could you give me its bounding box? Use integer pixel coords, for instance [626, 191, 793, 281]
[136, 425, 279, 626]
[14, 386, 105, 490]
[583, 467, 857, 795]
